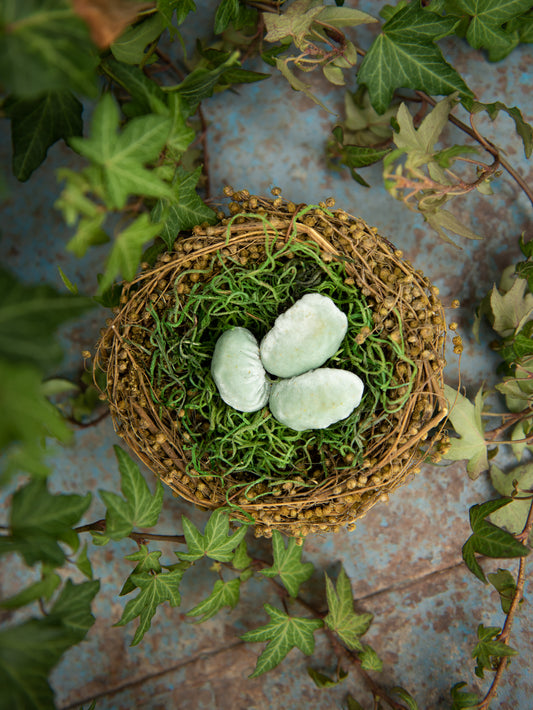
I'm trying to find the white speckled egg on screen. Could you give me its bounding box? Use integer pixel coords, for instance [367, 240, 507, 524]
[269, 367, 364, 431]
[211, 327, 270, 412]
[260, 293, 348, 377]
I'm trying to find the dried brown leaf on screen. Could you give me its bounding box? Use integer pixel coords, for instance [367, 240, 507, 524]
[72, 0, 155, 48]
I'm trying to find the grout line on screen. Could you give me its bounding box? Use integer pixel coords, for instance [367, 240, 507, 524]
[59, 640, 247, 710]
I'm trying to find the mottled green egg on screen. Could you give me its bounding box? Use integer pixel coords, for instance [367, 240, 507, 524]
[269, 367, 364, 431]
[260, 293, 348, 377]
[211, 327, 270, 412]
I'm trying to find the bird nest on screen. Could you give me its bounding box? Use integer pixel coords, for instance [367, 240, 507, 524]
[95, 190, 450, 540]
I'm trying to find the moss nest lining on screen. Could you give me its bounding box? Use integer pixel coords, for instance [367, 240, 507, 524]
[95, 191, 450, 540]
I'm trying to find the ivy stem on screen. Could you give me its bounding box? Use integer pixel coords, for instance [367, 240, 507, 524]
[74, 519, 186, 545]
[475, 497, 533, 710]
[483, 407, 533, 440]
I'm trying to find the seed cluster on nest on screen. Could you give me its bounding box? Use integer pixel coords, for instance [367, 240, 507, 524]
[95, 190, 451, 541]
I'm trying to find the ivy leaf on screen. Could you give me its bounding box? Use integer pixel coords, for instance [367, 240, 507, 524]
[489, 279, 533, 338]
[263, 0, 324, 46]
[99, 446, 164, 541]
[462, 498, 530, 583]
[472, 623, 518, 678]
[444, 385, 488, 479]
[358, 2, 472, 114]
[0, 580, 99, 710]
[458, 0, 532, 61]
[324, 568, 373, 651]
[423, 207, 482, 244]
[260, 529, 314, 598]
[120, 545, 163, 596]
[487, 568, 517, 614]
[275, 57, 332, 113]
[214, 0, 241, 34]
[111, 13, 166, 64]
[69, 93, 172, 210]
[153, 166, 217, 249]
[391, 687, 420, 710]
[307, 666, 348, 688]
[0, 0, 98, 98]
[74, 541, 93, 579]
[186, 578, 240, 623]
[5, 90, 83, 182]
[0, 360, 72, 482]
[100, 57, 168, 116]
[114, 567, 186, 645]
[173, 51, 240, 114]
[462, 97, 532, 159]
[0, 478, 91, 567]
[0, 267, 93, 372]
[358, 644, 383, 671]
[241, 603, 323, 678]
[232, 538, 252, 571]
[450, 681, 480, 709]
[158, 0, 196, 30]
[179, 509, 248, 562]
[489, 463, 533, 542]
[0, 570, 61, 610]
[98, 213, 162, 294]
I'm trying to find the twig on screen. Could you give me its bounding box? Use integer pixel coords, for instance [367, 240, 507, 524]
[197, 104, 211, 200]
[475, 498, 533, 710]
[74, 519, 186, 545]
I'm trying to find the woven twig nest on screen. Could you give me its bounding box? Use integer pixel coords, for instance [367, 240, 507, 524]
[95, 191, 450, 540]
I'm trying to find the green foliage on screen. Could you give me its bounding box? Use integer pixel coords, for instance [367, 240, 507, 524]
[0, 0, 98, 98]
[179, 509, 248, 562]
[307, 666, 348, 688]
[472, 623, 518, 678]
[0, 267, 93, 372]
[152, 166, 217, 248]
[241, 603, 323, 678]
[462, 498, 530, 583]
[444, 385, 489, 478]
[489, 464, 533, 540]
[115, 566, 187, 645]
[487, 568, 518, 614]
[5, 90, 83, 182]
[0, 580, 99, 710]
[186, 578, 241, 622]
[95, 446, 163, 543]
[259, 529, 314, 598]
[358, 2, 472, 114]
[324, 568, 373, 651]
[0, 479, 91, 567]
[450, 681, 480, 709]
[358, 644, 383, 671]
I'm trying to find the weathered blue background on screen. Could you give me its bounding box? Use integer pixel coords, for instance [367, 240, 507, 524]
[1, 2, 532, 708]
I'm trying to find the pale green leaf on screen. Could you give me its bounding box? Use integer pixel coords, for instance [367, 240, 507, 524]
[98, 214, 162, 294]
[444, 385, 489, 479]
[324, 567, 372, 650]
[111, 13, 166, 65]
[260, 530, 314, 598]
[489, 464, 533, 542]
[274, 57, 333, 113]
[232, 538, 252, 570]
[487, 568, 517, 614]
[263, 0, 324, 44]
[424, 208, 482, 244]
[359, 644, 383, 671]
[115, 567, 186, 645]
[186, 578, 240, 622]
[358, 2, 472, 114]
[316, 6, 377, 28]
[489, 279, 533, 338]
[241, 603, 323, 678]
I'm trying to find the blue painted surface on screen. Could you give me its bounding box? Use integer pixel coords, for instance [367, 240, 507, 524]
[1, 3, 532, 709]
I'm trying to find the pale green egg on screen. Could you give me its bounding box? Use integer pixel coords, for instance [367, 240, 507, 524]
[260, 293, 348, 377]
[211, 327, 270, 412]
[269, 367, 364, 431]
